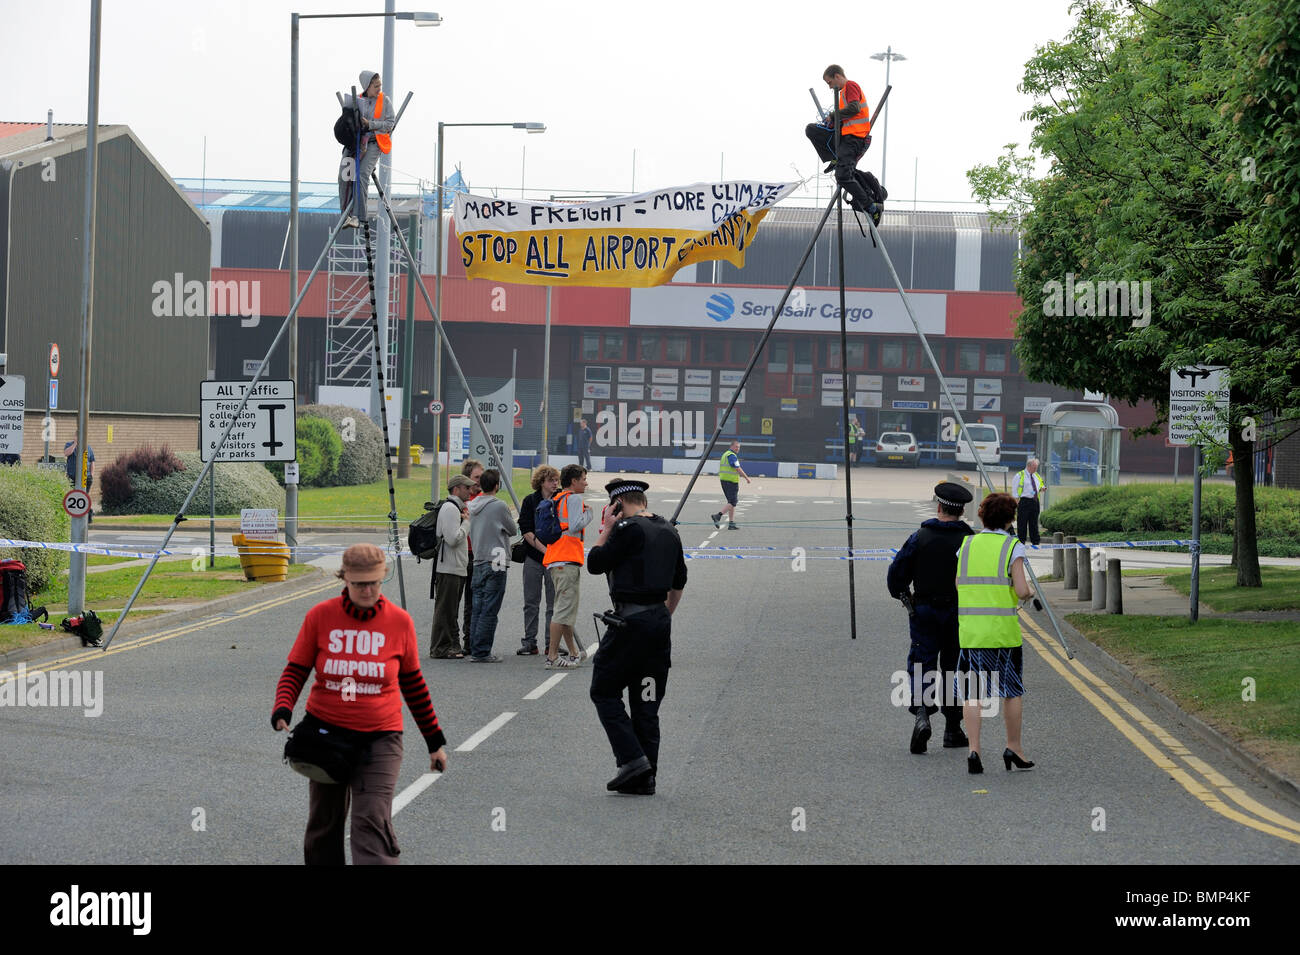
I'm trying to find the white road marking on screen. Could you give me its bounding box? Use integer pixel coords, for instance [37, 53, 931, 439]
[455, 711, 517, 752]
[524, 673, 567, 700]
[775, 500, 796, 504]
[813, 500, 834, 504]
[392, 772, 442, 816]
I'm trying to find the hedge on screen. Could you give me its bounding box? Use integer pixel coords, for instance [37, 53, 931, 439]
[1041, 484, 1300, 557]
[269, 404, 385, 487]
[265, 415, 343, 487]
[104, 451, 283, 515]
[0, 465, 72, 594]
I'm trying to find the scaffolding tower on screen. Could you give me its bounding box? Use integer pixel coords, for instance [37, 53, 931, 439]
[325, 221, 411, 390]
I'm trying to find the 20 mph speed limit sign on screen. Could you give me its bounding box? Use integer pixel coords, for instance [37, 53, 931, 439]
[63, 488, 92, 518]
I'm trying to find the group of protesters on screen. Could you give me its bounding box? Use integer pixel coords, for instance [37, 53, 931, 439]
[427, 458, 594, 667]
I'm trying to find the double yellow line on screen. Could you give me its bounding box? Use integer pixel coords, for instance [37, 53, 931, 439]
[1020, 613, 1300, 846]
[1, 580, 339, 679]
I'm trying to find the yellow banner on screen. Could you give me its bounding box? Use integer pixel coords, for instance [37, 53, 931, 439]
[454, 181, 799, 288]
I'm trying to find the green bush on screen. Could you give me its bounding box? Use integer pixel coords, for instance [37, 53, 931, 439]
[0, 466, 72, 594]
[265, 415, 344, 487]
[303, 404, 386, 486]
[1041, 483, 1300, 556]
[263, 405, 384, 487]
[107, 452, 283, 516]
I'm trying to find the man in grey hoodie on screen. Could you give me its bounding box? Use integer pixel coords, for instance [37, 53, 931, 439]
[466, 469, 519, 662]
[429, 475, 474, 659]
[338, 70, 396, 227]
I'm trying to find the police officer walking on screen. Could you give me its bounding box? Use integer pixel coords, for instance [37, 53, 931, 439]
[886, 482, 975, 754]
[586, 479, 688, 795]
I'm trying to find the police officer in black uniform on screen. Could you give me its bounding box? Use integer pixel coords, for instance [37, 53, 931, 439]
[585, 479, 688, 795]
[887, 481, 975, 754]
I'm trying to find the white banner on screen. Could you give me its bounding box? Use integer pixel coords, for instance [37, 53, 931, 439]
[897, 376, 926, 392]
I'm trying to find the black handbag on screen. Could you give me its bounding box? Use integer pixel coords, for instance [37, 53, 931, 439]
[510, 538, 528, 564]
[283, 712, 370, 784]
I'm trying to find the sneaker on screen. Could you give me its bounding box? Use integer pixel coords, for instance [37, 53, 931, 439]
[727, 522, 739, 530]
[470, 654, 503, 663]
[517, 646, 539, 655]
[343, 215, 360, 229]
[868, 202, 883, 226]
[711, 512, 722, 529]
[549, 655, 579, 669]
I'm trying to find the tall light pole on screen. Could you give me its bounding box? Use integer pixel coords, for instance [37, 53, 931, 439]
[869, 46, 906, 187]
[68, 0, 102, 617]
[431, 120, 545, 499]
[288, 8, 439, 560]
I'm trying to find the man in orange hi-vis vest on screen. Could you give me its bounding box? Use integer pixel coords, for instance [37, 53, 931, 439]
[805, 64, 883, 221]
[338, 70, 395, 228]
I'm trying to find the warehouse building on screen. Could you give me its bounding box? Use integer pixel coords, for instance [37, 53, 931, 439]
[1, 121, 209, 479]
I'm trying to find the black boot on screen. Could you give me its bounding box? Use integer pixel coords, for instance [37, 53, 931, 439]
[909, 709, 932, 754]
[943, 720, 968, 749]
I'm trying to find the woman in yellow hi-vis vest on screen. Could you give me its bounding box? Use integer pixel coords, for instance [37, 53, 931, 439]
[338, 70, 395, 228]
[955, 493, 1037, 774]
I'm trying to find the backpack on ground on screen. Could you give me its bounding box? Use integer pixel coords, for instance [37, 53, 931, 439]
[0, 559, 48, 625]
[408, 500, 448, 562]
[534, 493, 565, 546]
[60, 609, 103, 647]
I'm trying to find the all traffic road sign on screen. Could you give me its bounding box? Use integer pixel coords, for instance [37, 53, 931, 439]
[200, 380, 297, 462]
[0, 375, 25, 454]
[49, 343, 61, 379]
[428, 399, 444, 415]
[1169, 365, 1229, 447]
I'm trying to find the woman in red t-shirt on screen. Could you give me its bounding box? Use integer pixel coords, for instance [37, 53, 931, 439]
[273, 543, 448, 865]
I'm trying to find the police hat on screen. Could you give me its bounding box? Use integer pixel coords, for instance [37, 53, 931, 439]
[604, 478, 650, 501]
[934, 481, 973, 507]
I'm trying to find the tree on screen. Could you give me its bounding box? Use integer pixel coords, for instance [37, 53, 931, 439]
[968, 0, 1300, 587]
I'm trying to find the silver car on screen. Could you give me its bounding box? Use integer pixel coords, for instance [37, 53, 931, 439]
[874, 431, 920, 467]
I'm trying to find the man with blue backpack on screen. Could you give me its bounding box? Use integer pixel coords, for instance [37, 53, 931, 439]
[540, 464, 593, 668]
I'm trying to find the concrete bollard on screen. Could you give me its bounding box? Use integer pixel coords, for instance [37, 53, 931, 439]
[1091, 570, 1107, 610]
[1052, 532, 1064, 578]
[1077, 547, 1092, 602]
[1107, 558, 1123, 614]
[1063, 537, 1078, 590]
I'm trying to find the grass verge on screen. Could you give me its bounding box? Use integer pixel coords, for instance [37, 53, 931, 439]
[3, 558, 315, 656]
[1068, 613, 1300, 783]
[97, 468, 536, 528]
[1160, 566, 1300, 613]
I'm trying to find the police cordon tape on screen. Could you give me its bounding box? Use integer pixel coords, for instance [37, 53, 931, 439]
[1, 538, 1197, 561]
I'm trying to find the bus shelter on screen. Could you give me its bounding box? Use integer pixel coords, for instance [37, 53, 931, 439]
[1033, 401, 1123, 503]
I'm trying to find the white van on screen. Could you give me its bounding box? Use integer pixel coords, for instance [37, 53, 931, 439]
[955, 423, 1001, 467]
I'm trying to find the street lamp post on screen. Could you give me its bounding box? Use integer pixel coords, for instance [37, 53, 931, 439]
[869, 46, 906, 187]
[288, 9, 439, 562]
[430, 120, 545, 500]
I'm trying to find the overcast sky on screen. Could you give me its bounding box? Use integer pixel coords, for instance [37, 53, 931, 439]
[3, 0, 1078, 209]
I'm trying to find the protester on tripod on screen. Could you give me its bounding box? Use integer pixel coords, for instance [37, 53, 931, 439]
[586, 479, 687, 796]
[337, 70, 395, 228]
[804, 64, 882, 219]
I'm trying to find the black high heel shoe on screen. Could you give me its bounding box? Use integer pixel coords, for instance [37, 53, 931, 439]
[1003, 748, 1035, 771]
[967, 752, 983, 774]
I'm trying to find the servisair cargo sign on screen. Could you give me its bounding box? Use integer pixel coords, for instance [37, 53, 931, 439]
[630, 285, 946, 334]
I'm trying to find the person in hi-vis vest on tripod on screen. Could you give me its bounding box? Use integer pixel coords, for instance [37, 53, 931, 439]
[338, 70, 395, 228]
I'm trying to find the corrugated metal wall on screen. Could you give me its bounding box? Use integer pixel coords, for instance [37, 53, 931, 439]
[6, 132, 209, 414]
